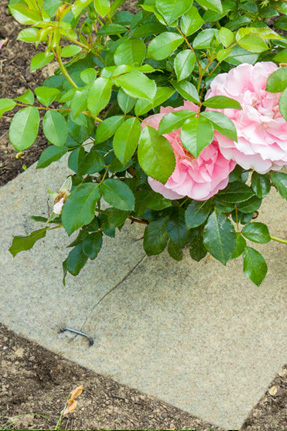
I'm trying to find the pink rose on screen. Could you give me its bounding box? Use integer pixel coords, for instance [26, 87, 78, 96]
[144, 102, 236, 201]
[205, 62, 287, 174]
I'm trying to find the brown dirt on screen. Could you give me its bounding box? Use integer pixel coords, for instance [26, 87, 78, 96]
[1, 1, 287, 430]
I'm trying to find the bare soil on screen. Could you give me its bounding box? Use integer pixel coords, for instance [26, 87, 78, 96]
[1, 1, 287, 430]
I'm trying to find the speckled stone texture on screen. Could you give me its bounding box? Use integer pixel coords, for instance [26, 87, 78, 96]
[1, 158, 287, 430]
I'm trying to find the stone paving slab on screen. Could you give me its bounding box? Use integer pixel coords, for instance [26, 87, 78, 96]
[1, 158, 287, 429]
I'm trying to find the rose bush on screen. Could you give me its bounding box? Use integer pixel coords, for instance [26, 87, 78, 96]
[4, 0, 287, 286]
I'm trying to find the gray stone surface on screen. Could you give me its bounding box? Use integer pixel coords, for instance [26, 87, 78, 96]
[1, 158, 287, 429]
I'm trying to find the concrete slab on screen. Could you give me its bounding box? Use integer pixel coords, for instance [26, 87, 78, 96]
[1, 158, 287, 429]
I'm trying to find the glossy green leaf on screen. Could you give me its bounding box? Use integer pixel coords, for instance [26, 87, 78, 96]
[231, 233, 246, 259]
[115, 71, 156, 101]
[189, 227, 207, 261]
[17, 27, 39, 43]
[203, 95, 242, 109]
[77, 147, 105, 175]
[135, 189, 171, 216]
[82, 231, 103, 259]
[61, 45, 82, 57]
[9, 229, 47, 257]
[34, 87, 60, 106]
[87, 77, 113, 116]
[270, 172, 287, 199]
[30, 52, 54, 72]
[113, 117, 141, 165]
[117, 88, 136, 114]
[64, 244, 88, 276]
[155, 0, 193, 24]
[243, 247, 267, 286]
[143, 217, 169, 256]
[217, 182, 255, 203]
[147, 32, 184, 61]
[114, 39, 146, 66]
[94, 0, 110, 17]
[193, 29, 218, 49]
[100, 179, 135, 211]
[80, 68, 98, 84]
[218, 27, 234, 47]
[68, 147, 86, 172]
[0, 98, 16, 120]
[62, 183, 101, 235]
[158, 110, 196, 134]
[251, 172, 271, 198]
[242, 222, 271, 244]
[133, 22, 166, 38]
[236, 196, 262, 214]
[134, 87, 175, 116]
[203, 211, 236, 264]
[43, 111, 68, 148]
[174, 50, 196, 82]
[185, 200, 213, 229]
[167, 207, 190, 247]
[107, 209, 129, 229]
[237, 35, 268, 53]
[172, 80, 200, 104]
[168, 240, 183, 261]
[14, 89, 34, 105]
[181, 116, 214, 158]
[95, 115, 125, 143]
[97, 23, 126, 35]
[9, 4, 41, 24]
[37, 145, 68, 169]
[201, 111, 237, 141]
[71, 87, 89, 119]
[9, 107, 40, 151]
[138, 126, 175, 184]
[180, 6, 204, 36]
[196, 0, 222, 13]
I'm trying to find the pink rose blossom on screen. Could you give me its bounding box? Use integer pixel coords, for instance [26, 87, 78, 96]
[143, 102, 236, 201]
[205, 62, 287, 174]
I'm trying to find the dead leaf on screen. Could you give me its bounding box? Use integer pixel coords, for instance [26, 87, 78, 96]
[67, 385, 84, 406]
[64, 400, 78, 416]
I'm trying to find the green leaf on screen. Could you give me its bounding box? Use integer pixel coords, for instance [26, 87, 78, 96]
[203, 95, 242, 109]
[216, 48, 232, 63]
[80, 68, 98, 84]
[115, 71, 156, 101]
[100, 179, 135, 211]
[231, 233, 246, 259]
[180, 116, 214, 158]
[71, 87, 89, 119]
[196, 0, 222, 13]
[138, 126, 176, 184]
[113, 117, 141, 165]
[167, 207, 191, 247]
[117, 89, 136, 114]
[9, 4, 41, 24]
[9, 107, 40, 151]
[87, 77, 113, 116]
[135, 189, 171, 216]
[72, 0, 93, 17]
[34, 87, 60, 106]
[37, 145, 68, 169]
[61, 45, 82, 57]
[97, 23, 126, 35]
[95, 115, 125, 143]
[172, 80, 200, 104]
[42, 111, 68, 148]
[133, 22, 166, 38]
[14, 89, 34, 105]
[242, 222, 271, 244]
[9, 229, 47, 257]
[203, 211, 236, 264]
[17, 27, 39, 43]
[107, 209, 129, 229]
[158, 110, 196, 134]
[168, 239, 183, 261]
[193, 29, 218, 49]
[243, 247, 267, 286]
[155, 0, 193, 25]
[185, 200, 213, 229]
[147, 32, 184, 61]
[82, 231, 103, 259]
[0, 98, 16, 120]
[236, 196, 262, 214]
[251, 172, 271, 198]
[68, 147, 86, 172]
[94, 0, 110, 17]
[270, 172, 287, 199]
[180, 6, 204, 36]
[218, 27, 234, 47]
[64, 244, 88, 276]
[30, 52, 54, 72]
[114, 39, 146, 66]
[200, 111, 237, 141]
[237, 35, 268, 53]
[224, 45, 258, 66]
[189, 227, 207, 261]
[174, 50, 196, 82]
[217, 181, 255, 203]
[77, 147, 105, 175]
[134, 87, 175, 116]
[62, 183, 101, 235]
[279, 87, 287, 121]
[143, 217, 169, 256]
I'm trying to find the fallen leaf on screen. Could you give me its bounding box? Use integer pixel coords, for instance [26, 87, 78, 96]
[64, 400, 78, 416]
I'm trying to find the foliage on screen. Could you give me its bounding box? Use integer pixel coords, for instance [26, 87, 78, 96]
[5, 0, 287, 286]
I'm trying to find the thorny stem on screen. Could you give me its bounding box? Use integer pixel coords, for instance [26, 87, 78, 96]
[129, 217, 149, 225]
[16, 103, 70, 112]
[234, 204, 239, 231]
